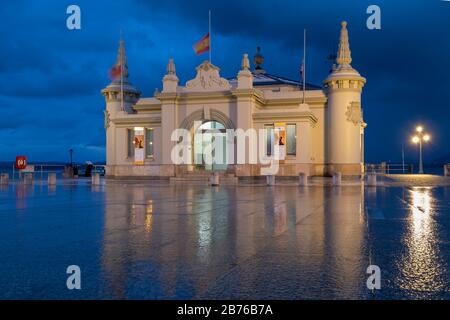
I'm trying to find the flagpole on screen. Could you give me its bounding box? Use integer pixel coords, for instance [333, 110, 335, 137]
[302, 28, 306, 104]
[209, 10, 211, 64]
[121, 60, 124, 112]
[120, 31, 124, 112]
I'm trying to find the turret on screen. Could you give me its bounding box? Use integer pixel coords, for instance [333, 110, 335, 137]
[101, 36, 141, 170]
[101, 37, 140, 115]
[323, 21, 366, 176]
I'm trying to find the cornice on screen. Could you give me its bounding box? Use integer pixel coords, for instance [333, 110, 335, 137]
[112, 116, 161, 126]
[253, 111, 318, 124]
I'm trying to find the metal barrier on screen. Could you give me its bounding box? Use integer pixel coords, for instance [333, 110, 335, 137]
[10, 163, 105, 180]
[365, 163, 414, 174]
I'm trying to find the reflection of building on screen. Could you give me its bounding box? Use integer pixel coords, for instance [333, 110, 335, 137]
[100, 184, 367, 298]
[102, 22, 366, 178]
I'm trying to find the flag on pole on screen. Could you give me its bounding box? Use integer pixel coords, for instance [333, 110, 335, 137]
[193, 32, 210, 55]
[109, 63, 122, 80]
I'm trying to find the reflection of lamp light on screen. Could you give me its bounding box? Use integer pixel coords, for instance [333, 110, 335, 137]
[145, 200, 153, 233]
[403, 188, 441, 291]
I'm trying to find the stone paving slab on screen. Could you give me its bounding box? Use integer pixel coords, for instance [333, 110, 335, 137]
[0, 180, 449, 299]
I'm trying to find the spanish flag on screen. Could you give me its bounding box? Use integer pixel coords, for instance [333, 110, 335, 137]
[193, 33, 210, 55]
[109, 63, 122, 80]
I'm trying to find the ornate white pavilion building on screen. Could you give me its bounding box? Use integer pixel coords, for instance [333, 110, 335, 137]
[101, 21, 366, 179]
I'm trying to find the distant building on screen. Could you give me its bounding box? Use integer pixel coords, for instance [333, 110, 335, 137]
[101, 21, 366, 178]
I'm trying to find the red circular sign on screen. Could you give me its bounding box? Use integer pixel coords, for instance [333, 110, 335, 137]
[15, 156, 27, 170]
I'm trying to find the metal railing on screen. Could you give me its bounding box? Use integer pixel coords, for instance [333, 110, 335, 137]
[365, 163, 414, 175]
[11, 163, 105, 180]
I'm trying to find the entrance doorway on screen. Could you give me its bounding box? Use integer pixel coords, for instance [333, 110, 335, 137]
[193, 121, 228, 171]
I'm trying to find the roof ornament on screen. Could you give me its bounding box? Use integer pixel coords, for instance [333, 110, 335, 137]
[253, 46, 265, 73]
[336, 21, 352, 67]
[166, 58, 176, 75]
[116, 36, 129, 79]
[241, 53, 250, 70]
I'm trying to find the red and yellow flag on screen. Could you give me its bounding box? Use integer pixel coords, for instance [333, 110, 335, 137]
[109, 63, 122, 80]
[193, 33, 210, 55]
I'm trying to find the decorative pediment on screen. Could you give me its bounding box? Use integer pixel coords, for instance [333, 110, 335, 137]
[345, 101, 363, 125]
[185, 61, 231, 91]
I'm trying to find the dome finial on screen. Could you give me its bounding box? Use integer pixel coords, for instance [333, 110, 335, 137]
[336, 21, 352, 67]
[253, 46, 265, 74]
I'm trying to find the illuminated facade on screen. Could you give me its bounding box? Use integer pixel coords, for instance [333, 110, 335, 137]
[101, 22, 366, 179]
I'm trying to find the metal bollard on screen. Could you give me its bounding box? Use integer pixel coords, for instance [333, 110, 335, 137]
[48, 172, 57, 185]
[91, 173, 100, 185]
[332, 172, 342, 186]
[24, 173, 33, 185]
[298, 172, 308, 186]
[367, 173, 377, 186]
[266, 175, 275, 186]
[210, 172, 219, 186]
[0, 173, 9, 185]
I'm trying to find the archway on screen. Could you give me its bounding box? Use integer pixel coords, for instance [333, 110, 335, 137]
[179, 108, 235, 172]
[193, 120, 228, 171]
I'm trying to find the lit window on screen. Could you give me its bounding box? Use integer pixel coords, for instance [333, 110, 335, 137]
[287, 124, 296, 155]
[145, 128, 154, 158]
[265, 124, 274, 156]
[127, 129, 135, 158]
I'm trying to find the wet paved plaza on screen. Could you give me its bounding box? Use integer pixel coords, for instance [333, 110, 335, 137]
[1, 178, 450, 299]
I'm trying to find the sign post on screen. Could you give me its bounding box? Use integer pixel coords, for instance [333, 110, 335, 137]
[15, 156, 27, 179]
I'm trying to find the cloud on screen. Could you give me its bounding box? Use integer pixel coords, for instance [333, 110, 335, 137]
[0, 0, 449, 163]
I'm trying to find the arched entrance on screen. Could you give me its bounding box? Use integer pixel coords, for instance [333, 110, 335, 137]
[178, 108, 235, 172]
[193, 120, 228, 171]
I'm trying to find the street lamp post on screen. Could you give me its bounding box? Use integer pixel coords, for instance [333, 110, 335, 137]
[69, 149, 73, 167]
[411, 126, 430, 174]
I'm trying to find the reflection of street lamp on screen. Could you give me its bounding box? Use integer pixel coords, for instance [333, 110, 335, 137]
[411, 125, 430, 174]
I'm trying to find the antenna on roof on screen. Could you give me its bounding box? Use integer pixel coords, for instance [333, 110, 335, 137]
[301, 29, 306, 104]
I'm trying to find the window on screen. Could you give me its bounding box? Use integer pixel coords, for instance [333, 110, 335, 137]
[265, 124, 274, 156]
[286, 124, 296, 155]
[127, 129, 135, 158]
[145, 128, 154, 158]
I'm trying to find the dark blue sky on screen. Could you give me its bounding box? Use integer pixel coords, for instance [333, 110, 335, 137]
[1, 0, 449, 164]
